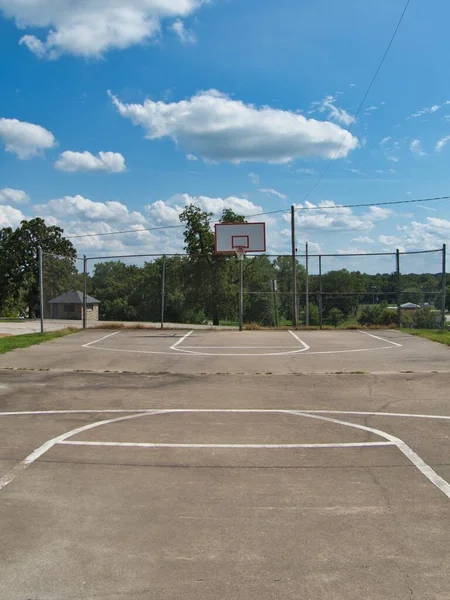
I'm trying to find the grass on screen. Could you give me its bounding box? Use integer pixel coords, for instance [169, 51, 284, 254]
[401, 328, 450, 347]
[0, 328, 78, 354]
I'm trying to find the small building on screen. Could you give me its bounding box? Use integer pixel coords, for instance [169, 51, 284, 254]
[48, 290, 100, 321]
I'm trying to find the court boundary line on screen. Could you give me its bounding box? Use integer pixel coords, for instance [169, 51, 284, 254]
[1, 409, 450, 420]
[80, 329, 404, 357]
[0, 409, 449, 499]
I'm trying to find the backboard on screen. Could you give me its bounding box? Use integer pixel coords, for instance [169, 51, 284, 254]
[214, 222, 266, 254]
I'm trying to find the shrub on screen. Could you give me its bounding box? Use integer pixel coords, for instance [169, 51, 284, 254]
[327, 308, 344, 328]
[413, 306, 440, 329]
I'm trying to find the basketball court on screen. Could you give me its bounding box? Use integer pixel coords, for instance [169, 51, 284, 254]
[1, 223, 449, 599]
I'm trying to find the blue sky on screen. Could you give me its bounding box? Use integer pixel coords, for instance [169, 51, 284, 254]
[0, 0, 449, 267]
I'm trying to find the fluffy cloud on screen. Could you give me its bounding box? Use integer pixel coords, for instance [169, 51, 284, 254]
[260, 188, 288, 200]
[310, 95, 354, 126]
[0, 118, 56, 159]
[366, 206, 393, 221]
[0, 188, 29, 204]
[35, 195, 146, 223]
[352, 236, 374, 244]
[110, 89, 359, 164]
[170, 19, 197, 44]
[55, 151, 127, 173]
[436, 136, 450, 152]
[1, 0, 205, 59]
[379, 235, 401, 247]
[291, 200, 373, 232]
[0, 205, 26, 228]
[410, 139, 426, 156]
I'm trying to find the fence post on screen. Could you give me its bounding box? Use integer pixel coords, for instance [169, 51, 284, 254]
[441, 244, 447, 330]
[38, 246, 44, 334]
[83, 256, 87, 330]
[319, 254, 323, 330]
[161, 255, 166, 330]
[396, 249, 401, 328]
[291, 206, 298, 328]
[305, 242, 310, 327]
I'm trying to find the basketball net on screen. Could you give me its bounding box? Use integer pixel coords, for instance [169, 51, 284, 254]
[234, 246, 246, 261]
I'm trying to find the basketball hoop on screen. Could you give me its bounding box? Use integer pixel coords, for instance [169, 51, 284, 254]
[234, 246, 246, 261]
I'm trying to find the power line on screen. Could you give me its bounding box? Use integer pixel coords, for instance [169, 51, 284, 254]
[302, 0, 412, 203]
[66, 192, 449, 239]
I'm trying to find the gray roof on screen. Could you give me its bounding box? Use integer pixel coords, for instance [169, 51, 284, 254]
[401, 302, 420, 309]
[49, 290, 100, 304]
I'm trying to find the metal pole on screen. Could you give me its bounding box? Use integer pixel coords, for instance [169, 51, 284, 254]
[83, 256, 87, 330]
[38, 246, 44, 334]
[239, 256, 244, 332]
[161, 255, 166, 330]
[291, 206, 298, 328]
[441, 244, 447, 330]
[305, 241, 310, 327]
[319, 254, 323, 330]
[396, 249, 401, 328]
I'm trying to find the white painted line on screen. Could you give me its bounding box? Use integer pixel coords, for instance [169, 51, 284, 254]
[358, 330, 403, 347]
[1, 409, 450, 420]
[288, 330, 310, 351]
[182, 346, 300, 349]
[170, 330, 194, 351]
[0, 410, 160, 492]
[172, 331, 310, 356]
[288, 411, 450, 500]
[82, 331, 121, 348]
[58, 440, 394, 449]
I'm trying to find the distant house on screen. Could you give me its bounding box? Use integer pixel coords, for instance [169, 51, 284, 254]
[400, 302, 420, 311]
[48, 290, 100, 321]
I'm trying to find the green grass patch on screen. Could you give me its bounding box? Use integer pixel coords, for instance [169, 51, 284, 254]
[0, 328, 78, 354]
[401, 328, 450, 347]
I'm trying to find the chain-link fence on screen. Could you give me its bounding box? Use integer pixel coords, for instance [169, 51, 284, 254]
[38, 246, 448, 331]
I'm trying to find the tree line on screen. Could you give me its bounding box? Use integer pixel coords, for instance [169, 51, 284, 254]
[0, 208, 448, 326]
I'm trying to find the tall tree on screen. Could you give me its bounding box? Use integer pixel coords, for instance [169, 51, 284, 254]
[0, 218, 76, 318]
[179, 205, 245, 325]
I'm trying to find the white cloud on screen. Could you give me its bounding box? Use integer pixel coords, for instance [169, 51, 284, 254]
[435, 136, 450, 152]
[352, 236, 374, 244]
[380, 136, 391, 145]
[0, 205, 26, 228]
[110, 89, 359, 164]
[410, 104, 441, 118]
[310, 95, 354, 126]
[249, 173, 260, 185]
[346, 168, 362, 175]
[259, 188, 288, 200]
[296, 168, 316, 175]
[366, 206, 393, 221]
[146, 193, 263, 227]
[387, 156, 399, 163]
[54, 151, 127, 173]
[290, 200, 373, 232]
[186, 153, 198, 161]
[35, 195, 146, 223]
[379, 235, 401, 246]
[0, 118, 56, 159]
[0, 188, 29, 204]
[1, 0, 205, 59]
[410, 139, 426, 156]
[170, 19, 196, 44]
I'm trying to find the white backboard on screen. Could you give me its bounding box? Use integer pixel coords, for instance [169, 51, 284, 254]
[215, 222, 266, 253]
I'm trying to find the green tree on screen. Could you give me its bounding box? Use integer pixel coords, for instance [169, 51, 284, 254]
[179, 205, 244, 325]
[0, 218, 76, 318]
[327, 308, 344, 328]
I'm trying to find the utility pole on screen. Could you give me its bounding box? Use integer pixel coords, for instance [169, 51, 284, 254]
[396, 249, 401, 328]
[305, 241, 310, 327]
[291, 206, 298, 328]
[441, 244, 447, 330]
[38, 247, 44, 334]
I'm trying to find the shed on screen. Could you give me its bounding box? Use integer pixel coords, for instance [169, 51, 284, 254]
[48, 290, 100, 321]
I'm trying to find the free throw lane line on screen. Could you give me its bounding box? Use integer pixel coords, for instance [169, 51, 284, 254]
[82, 331, 121, 348]
[59, 441, 394, 449]
[358, 330, 403, 347]
[170, 330, 194, 351]
[288, 411, 450, 500]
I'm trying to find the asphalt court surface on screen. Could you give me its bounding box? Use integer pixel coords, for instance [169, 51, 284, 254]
[0, 331, 449, 599]
[0, 328, 449, 374]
